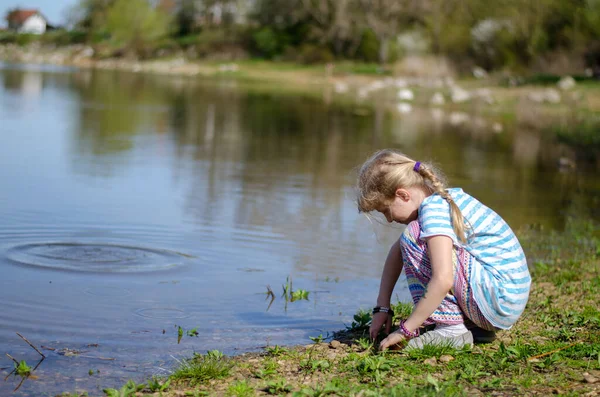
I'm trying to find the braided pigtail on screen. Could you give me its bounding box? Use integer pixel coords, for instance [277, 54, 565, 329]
[417, 165, 469, 243]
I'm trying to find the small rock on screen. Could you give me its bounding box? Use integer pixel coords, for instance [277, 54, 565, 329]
[423, 357, 437, 366]
[558, 157, 576, 170]
[449, 111, 470, 126]
[473, 66, 488, 79]
[334, 82, 349, 94]
[357, 88, 369, 100]
[329, 340, 342, 349]
[369, 80, 386, 91]
[527, 88, 561, 104]
[583, 372, 598, 384]
[430, 92, 445, 105]
[557, 76, 576, 90]
[397, 103, 412, 114]
[398, 88, 414, 101]
[394, 78, 408, 88]
[451, 86, 471, 103]
[552, 389, 563, 395]
[439, 355, 454, 363]
[492, 123, 503, 133]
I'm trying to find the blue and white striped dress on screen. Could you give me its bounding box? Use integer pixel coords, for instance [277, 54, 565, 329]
[418, 188, 531, 329]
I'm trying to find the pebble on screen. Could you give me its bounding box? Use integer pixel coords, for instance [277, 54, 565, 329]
[329, 340, 342, 349]
[439, 355, 454, 363]
[423, 357, 437, 366]
[583, 372, 598, 384]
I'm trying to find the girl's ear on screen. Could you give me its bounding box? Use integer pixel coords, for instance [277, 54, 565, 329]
[395, 188, 410, 201]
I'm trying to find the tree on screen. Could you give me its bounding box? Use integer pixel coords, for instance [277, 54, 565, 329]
[300, 0, 360, 56]
[105, 0, 173, 57]
[68, 0, 116, 34]
[357, 0, 419, 63]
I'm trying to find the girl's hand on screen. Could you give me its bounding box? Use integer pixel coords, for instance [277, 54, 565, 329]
[369, 312, 392, 340]
[379, 330, 406, 351]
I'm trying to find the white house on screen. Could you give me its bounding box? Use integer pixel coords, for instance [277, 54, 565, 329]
[6, 9, 47, 34]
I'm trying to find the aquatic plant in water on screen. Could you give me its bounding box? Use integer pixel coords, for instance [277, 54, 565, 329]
[14, 360, 31, 377]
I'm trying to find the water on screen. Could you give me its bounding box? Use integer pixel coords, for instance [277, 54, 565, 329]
[0, 62, 598, 395]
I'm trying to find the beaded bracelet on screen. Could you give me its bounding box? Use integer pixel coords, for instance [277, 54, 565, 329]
[398, 320, 420, 339]
[372, 306, 395, 317]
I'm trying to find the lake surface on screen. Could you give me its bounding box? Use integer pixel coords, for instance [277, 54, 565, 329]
[0, 62, 598, 396]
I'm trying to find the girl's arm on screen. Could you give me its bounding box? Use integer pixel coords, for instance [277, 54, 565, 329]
[376, 240, 403, 307]
[379, 235, 454, 349]
[369, 240, 403, 339]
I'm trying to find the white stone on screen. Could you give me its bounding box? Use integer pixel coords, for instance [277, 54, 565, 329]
[545, 88, 561, 103]
[474, 88, 494, 104]
[79, 47, 94, 58]
[528, 89, 561, 104]
[394, 78, 408, 88]
[398, 88, 414, 101]
[472, 66, 488, 79]
[430, 108, 444, 121]
[369, 80, 386, 91]
[557, 76, 576, 90]
[449, 112, 470, 125]
[334, 82, 349, 94]
[492, 123, 503, 133]
[430, 92, 445, 105]
[357, 88, 369, 100]
[397, 103, 413, 114]
[451, 87, 471, 103]
[218, 63, 239, 72]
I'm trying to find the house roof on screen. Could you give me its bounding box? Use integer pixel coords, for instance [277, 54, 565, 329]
[6, 9, 40, 25]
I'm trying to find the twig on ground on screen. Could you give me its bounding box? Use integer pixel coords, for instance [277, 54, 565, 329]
[527, 341, 581, 361]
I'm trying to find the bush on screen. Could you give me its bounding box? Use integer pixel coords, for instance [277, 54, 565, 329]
[15, 33, 38, 46]
[0, 31, 18, 44]
[252, 27, 279, 59]
[356, 29, 379, 63]
[295, 43, 334, 64]
[41, 30, 87, 45]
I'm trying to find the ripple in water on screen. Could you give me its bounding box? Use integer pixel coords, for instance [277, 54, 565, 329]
[134, 307, 190, 319]
[84, 286, 132, 297]
[5, 242, 190, 273]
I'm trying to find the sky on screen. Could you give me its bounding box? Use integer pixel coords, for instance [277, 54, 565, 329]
[1, 0, 78, 26]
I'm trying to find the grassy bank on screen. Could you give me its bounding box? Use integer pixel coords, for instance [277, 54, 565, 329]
[53, 217, 600, 397]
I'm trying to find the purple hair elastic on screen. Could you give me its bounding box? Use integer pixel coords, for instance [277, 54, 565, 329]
[413, 161, 421, 172]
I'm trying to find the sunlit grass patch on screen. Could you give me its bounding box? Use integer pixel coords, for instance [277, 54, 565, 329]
[171, 350, 233, 386]
[226, 379, 254, 397]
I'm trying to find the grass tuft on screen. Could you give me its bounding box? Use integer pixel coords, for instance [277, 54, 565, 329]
[171, 350, 233, 386]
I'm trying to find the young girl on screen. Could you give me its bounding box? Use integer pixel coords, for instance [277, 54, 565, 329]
[357, 149, 531, 350]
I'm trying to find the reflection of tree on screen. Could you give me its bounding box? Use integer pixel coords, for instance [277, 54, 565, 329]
[1, 68, 44, 97]
[71, 71, 180, 160]
[47, 66, 598, 275]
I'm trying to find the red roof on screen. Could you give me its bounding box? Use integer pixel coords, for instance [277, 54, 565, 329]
[6, 9, 39, 25]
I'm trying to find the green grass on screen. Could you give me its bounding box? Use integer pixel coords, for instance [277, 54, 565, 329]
[170, 350, 233, 386]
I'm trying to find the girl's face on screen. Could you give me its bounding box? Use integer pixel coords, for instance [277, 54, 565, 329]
[376, 187, 425, 224]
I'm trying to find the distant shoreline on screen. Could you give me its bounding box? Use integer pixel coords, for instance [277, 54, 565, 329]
[2, 42, 599, 159]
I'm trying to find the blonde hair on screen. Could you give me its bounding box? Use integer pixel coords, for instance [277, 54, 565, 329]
[356, 149, 469, 243]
